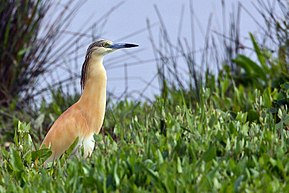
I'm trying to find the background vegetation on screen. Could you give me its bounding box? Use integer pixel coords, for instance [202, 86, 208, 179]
[0, 0, 289, 192]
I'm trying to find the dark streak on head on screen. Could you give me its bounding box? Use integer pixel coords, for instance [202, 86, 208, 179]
[80, 54, 90, 91]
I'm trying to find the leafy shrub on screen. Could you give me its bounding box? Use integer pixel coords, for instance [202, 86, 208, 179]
[1, 87, 289, 192]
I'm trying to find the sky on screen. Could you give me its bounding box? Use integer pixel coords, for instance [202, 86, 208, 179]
[46, 0, 266, 100]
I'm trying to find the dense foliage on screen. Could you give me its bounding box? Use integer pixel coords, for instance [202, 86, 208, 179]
[0, 81, 289, 192]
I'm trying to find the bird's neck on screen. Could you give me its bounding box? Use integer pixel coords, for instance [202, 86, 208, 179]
[77, 56, 107, 133]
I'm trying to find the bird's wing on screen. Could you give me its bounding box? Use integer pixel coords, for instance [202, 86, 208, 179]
[41, 105, 89, 161]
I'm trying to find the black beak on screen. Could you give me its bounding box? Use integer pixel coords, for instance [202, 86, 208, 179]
[109, 43, 139, 49]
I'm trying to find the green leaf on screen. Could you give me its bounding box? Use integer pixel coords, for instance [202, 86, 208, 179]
[250, 33, 268, 71]
[247, 110, 259, 122]
[17, 121, 31, 134]
[202, 145, 216, 162]
[221, 77, 230, 98]
[31, 148, 52, 162]
[234, 175, 244, 192]
[262, 88, 272, 107]
[114, 163, 120, 187]
[157, 149, 164, 164]
[17, 47, 30, 57]
[281, 82, 289, 90]
[10, 149, 24, 172]
[65, 137, 80, 157]
[14, 127, 18, 146]
[177, 157, 183, 173]
[233, 54, 266, 80]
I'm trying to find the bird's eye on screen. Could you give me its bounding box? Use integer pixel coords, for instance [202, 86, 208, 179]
[103, 42, 110, 48]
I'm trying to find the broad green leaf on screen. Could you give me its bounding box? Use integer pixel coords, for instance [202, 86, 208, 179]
[10, 149, 24, 172]
[250, 33, 268, 71]
[233, 54, 266, 80]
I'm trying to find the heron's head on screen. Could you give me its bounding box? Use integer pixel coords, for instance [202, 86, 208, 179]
[81, 39, 138, 90]
[87, 39, 138, 57]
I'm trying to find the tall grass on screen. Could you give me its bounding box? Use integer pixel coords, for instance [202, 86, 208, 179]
[147, 0, 289, 107]
[1, 1, 72, 108]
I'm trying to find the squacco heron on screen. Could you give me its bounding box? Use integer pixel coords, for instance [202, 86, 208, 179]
[41, 39, 138, 163]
